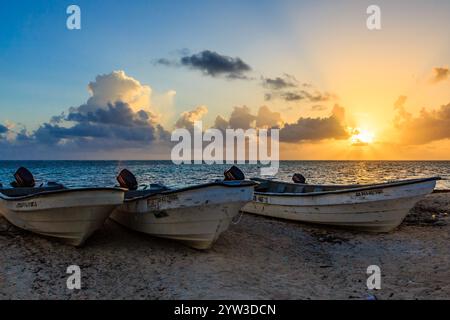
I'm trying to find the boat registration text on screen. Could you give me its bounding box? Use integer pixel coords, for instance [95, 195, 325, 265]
[16, 201, 38, 208]
[355, 190, 384, 197]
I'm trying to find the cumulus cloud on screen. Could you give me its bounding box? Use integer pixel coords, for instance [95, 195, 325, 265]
[149, 89, 177, 128]
[300, 90, 333, 102]
[212, 106, 283, 131]
[0, 122, 25, 143]
[256, 106, 283, 128]
[79, 70, 153, 114]
[157, 50, 252, 79]
[394, 100, 450, 145]
[279, 105, 349, 143]
[0, 71, 173, 158]
[37, 70, 169, 149]
[331, 104, 346, 122]
[213, 115, 229, 131]
[430, 67, 449, 83]
[175, 105, 208, 129]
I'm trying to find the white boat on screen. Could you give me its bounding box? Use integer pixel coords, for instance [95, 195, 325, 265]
[0, 177, 124, 246]
[111, 168, 256, 249]
[241, 177, 440, 232]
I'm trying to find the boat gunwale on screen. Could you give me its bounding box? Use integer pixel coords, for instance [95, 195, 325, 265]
[124, 180, 257, 202]
[252, 177, 441, 197]
[0, 187, 126, 201]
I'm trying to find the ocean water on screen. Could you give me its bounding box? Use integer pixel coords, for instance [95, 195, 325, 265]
[0, 161, 449, 190]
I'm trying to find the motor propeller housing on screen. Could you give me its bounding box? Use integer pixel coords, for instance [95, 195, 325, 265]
[12, 167, 35, 188]
[224, 166, 245, 181]
[117, 169, 138, 190]
[292, 173, 306, 184]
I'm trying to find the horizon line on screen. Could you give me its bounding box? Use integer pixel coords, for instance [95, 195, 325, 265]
[1, 159, 450, 162]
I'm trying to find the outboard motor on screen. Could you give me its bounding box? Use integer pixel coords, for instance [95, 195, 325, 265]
[12, 167, 35, 188]
[117, 169, 138, 190]
[292, 173, 306, 184]
[224, 166, 245, 181]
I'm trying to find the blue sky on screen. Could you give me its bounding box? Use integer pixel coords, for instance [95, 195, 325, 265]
[1, 0, 289, 128]
[1, 0, 340, 128]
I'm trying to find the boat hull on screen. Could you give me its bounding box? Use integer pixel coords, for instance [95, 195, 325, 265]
[111, 183, 254, 249]
[242, 178, 437, 232]
[0, 189, 124, 246]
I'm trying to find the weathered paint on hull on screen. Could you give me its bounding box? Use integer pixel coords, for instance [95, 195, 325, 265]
[243, 195, 425, 232]
[111, 184, 254, 249]
[242, 179, 437, 232]
[0, 189, 124, 246]
[112, 202, 246, 249]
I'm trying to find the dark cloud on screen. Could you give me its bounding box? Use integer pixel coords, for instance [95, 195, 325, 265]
[213, 106, 283, 130]
[262, 74, 335, 103]
[228, 106, 256, 129]
[158, 50, 252, 79]
[66, 102, 153, 127]
[34, 102, 166, 148]
[262, 75, 297, 90]
[265, 89, 332, 103]
[394, 102, 450, 144]
[431, 67, 449, 83]
[280, 105, 349, 143]
[264, 93, 273, 101]
[281, 92, 304, 101]
[213, 115, 229, 131]
[0, 124, 8, 135]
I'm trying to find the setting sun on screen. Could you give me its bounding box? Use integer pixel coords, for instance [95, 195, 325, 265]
[350, 128, 375, 146]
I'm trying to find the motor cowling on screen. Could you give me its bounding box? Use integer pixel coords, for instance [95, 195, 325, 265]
[292, 173, 306, 184]
[13, 167, 35, 188]
[117, 169, 138, 190]
[224, 166, 245, 181]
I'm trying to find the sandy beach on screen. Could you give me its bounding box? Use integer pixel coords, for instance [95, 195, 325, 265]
[1, 192, 449, 300]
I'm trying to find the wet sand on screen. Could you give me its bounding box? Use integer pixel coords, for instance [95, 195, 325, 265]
[1, 193, 449, 300]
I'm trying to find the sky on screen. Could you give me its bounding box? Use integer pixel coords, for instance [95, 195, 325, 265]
[1, 0, 450, 160]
